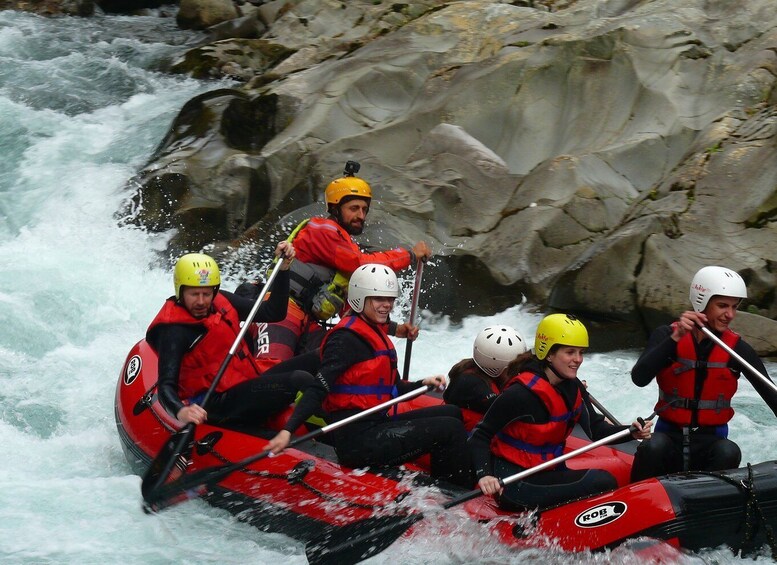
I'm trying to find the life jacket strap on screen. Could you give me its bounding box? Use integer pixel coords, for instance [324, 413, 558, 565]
[659, 390, 731, 412]
[495, 432, 565, 461]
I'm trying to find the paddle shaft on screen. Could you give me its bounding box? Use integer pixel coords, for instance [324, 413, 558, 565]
[587, 392, 622, 426]
[304, 408, 658, 565]
[142, 258, 286, 499]
[402, 259, 424, 380]
[147, 384, 434, 505]
[202, 258, 287, 407]
[441, 423, 639, 509]
[698, 325, 777, 395]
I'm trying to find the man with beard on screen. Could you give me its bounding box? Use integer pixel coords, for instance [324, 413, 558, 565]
[259, 161, 431, 361]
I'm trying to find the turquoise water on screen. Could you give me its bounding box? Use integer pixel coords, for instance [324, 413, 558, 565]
[1, 10, 775, 564]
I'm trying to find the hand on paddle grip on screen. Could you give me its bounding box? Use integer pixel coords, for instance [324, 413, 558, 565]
[421, 375, 446, 392]
[394, 322, 419, 341]
[670, 310, 706, 342]
[267, 429, 292, 455]
[477, 475, 504, 496]
[629, 416, 652, 440]
[276, 241, 295, 269]
[412, 241, 432, 262]
[177, 404, 207, 425]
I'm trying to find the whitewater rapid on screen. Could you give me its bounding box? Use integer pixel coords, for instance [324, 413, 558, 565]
[1, 9, 776, 565]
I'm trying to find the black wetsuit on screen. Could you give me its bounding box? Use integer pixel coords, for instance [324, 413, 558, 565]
[630, 325, 777, 481]
[469, 360, 630, 511]
[283, 321, 473, 487]
[443, 362, 500, 413]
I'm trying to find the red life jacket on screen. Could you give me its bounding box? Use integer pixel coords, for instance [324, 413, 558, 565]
[655, 329, 740, 426]
[147, 293, 262, 400]
[322, 315, 399, 413]
[490, 372, 583, 468]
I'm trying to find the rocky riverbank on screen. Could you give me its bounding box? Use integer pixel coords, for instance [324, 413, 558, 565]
[10, 0, 777, 353]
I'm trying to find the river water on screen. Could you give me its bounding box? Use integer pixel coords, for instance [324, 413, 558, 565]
[1, 9, 775, 564]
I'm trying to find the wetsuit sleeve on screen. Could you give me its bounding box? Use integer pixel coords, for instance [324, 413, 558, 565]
[221, 270, 290, 323]
[443, 372, 498, 413]
[733, 340, 777, 417]
[396, 378, 428, 395]
[282, 330, 373, 432]
[631, 325, 676, 387]
[148, 324, 204, 417]
[467, 384, 548, 479]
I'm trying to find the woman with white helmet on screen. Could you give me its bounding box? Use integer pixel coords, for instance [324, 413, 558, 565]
[268, 264, 472, 487]
[631, 265, 777, 481]
[444, 325, 530, 418]
[469, 313, 651, 511]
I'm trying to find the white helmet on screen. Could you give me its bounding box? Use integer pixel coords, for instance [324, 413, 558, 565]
[689, 266, 747, 312]
[473, 325, 527, 377]
[347, 264, 399, 313]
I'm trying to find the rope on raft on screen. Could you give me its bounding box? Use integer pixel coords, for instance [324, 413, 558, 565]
[703, 463, 777, 559]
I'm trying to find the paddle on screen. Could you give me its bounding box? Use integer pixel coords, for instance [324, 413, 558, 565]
[305, 409, 658, 565]
[401, 258, 424, 381]
[698, 325, 777, 395]
[141, 257, 287, 512]
[143, 384, 435, 512]
[587, 392, 622, 426]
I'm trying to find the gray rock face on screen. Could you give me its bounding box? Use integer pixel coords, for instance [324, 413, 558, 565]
[121, 0, 777, 353]
[177, 0, 239, 30]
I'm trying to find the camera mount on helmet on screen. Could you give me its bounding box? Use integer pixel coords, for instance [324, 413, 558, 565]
[343, 160, 360, 177]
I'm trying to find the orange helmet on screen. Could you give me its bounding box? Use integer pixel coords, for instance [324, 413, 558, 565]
[325, 176, 372, 206]
[325, 160, 372, 206]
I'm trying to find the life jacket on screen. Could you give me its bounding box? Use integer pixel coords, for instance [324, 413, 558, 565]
[490, 372, 583, 468]
[286, 218, 349, 320]
[147, 293, 263, 401]
[655, 329, 740, 427]
[322, 315, 399, 413]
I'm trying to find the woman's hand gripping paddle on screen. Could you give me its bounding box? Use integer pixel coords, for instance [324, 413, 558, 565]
[141, 257, 287, 512]
[305, 409, 660, 565]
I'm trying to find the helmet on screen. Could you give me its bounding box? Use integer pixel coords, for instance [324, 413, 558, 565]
[689, 266, 747, 312]
[534, 314, 589, 361]
[173, 253, 220, 299]
[325, 176, 372, 206]
[473, 325, 528, 377]
[347, 263, 398, 313]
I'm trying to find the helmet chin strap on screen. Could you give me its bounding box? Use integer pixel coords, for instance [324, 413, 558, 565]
[545, 359, 566, 382]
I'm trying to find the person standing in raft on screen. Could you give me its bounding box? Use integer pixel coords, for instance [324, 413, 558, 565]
[630, 266, 777, 481]
[267, 264, 472, 487]
[258, 160, 432, 362]
[469, 314, 652, 511]
[146, 244, 316, 428]
[444, 325, 528, 425]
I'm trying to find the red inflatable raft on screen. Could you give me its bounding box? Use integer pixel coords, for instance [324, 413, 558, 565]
[116, 339, 777, 562]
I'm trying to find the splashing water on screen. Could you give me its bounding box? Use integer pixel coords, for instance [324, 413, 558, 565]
[1, 10, 776, 565]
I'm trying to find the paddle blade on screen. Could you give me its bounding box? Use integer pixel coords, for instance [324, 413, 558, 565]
[140, 426, 195, 510]
[305, 513, 422, 565]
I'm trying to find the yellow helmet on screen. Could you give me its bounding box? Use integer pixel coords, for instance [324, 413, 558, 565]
[534, 314, 589, 360]
[325, 176, 372, 206]
[173, 253, 220, 299]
